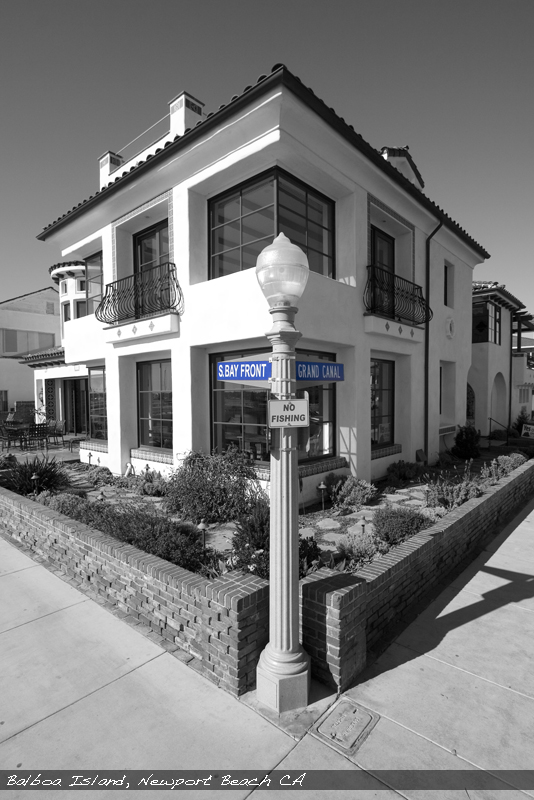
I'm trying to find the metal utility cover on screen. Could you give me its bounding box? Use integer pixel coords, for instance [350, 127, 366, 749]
[312, 699, 379, 756]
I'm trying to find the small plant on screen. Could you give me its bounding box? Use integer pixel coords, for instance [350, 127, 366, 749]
[425, 461, 483, 509]
[333, 476, 378, 514]
[2, 456, 71, 496]
[336, 529, 377, 569]
[513, 405, 531, 435]
[165, 447, 261, 523]
[386, 460, 426, 488]
[452, 424, 480, 459]
[373, 504, 432, 546]
[321, 471, 348, 503]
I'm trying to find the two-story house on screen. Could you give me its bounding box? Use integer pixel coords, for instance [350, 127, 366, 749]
[35, 65, 488, 502]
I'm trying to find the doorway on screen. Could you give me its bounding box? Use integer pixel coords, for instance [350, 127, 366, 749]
[63, 379, 88, 435]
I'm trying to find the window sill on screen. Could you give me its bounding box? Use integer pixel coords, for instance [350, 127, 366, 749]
[254, 456, 348, 480]
[371, 443, 402, 460]
[130, 448, 173, 465]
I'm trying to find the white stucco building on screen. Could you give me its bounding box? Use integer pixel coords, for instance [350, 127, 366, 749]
[35, 65, 488, 501]
[0, 288, 59, 416]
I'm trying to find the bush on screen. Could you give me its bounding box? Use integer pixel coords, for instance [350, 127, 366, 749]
[39, 492, 216, 576]
[386, 460, 426, 487]
[373, 504, 432, 546]
[165, 448, 261, 523]
[229, 497, 321, 580]
[480, 453, 527, 486]
[425, 462, 483, 509]
[333, 476, 378, 514]
[452, 425, 480, 459]
[1, 456, 71, 496]
[513, 405, 531, 434]
[321, 472, 348, 503]
[336, 530, 377, 569]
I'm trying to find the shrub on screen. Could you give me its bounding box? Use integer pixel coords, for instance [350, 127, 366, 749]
[85, 466, 115, 487]
[425, 462, 483, 509]
[165, 448, 261, 523]
[373, 504, 432, 546]
[2, 456, 71, 496]
[229, 497, 321, 580]
[336, 530, 377, 569]
[452, 425, 480, 459]
[386, 460, 426, 487]
[321, 471, 348, 503]
[513, 405, 531, 434]
[333, 476, 378, 514]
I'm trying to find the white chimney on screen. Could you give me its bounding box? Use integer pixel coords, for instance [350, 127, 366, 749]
[99, 151, 124, 190]
[169, 92, 204, 138]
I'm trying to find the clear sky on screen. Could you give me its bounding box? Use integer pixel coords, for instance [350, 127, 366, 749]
[1, 0, 533, 311]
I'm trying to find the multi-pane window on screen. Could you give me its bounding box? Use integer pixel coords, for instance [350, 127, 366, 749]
[137, 360, 172, 450]
[209, 169, 334, 280]
[371, 226, 395, 272]
[134, 221, 169, 272]
[88, 367, 107, 440]
[371, 359, 394, 447]
[0, 329, 55, 356]
[473, 301, 501, 345]
[210, 349, 336, 463]
[85, 252, 103, 315]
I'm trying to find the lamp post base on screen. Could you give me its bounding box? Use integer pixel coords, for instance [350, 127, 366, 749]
[256, 647, 310, 714]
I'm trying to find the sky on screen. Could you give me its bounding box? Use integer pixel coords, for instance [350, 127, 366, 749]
[1, 0, 533, 312]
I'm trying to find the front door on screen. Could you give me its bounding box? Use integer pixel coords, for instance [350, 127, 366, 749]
[63, 379, 88, 435]
[371, 226, 395, 318]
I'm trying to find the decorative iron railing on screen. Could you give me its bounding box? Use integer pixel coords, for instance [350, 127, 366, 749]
[95, 262, 184, 325]
[363, 265, 433, 326]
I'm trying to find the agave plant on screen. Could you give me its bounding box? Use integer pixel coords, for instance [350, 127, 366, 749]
[3, 456, 71, 497]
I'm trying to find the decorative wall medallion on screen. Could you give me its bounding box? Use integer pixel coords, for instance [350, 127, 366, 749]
[117, 329, 122, 338]
[446, 318, 455, 338]
[149, 321, 155, 331]
[385, 322, 390, 331]
[410, 329, 414, 338]
[398, 326, 403, 335]
[132, 325, 137, 334]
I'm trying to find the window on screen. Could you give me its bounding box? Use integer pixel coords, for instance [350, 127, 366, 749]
[0, 329, 54, 355]
[209, 169, 334, 280]
[137, 360, 172, 450]
[444, 264, 454, 307]
[371, 359, 394, 447]
[210, 349, 336, 463]
[371, 226, 395, 272]
[46, 302, 55, 315]
[85, 252, 103, 315]
[75, 300, 87, 319]
[76, 279, 86, 293]
[519, 387, 531, 406]
[60, 281, 67, 295]
[0, 390, 7, 413]
[134, 221, 169, 272]
[473, 301, 501, 344]
[88, 367, 107, 440]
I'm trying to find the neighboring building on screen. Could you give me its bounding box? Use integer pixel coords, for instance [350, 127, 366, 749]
[35, 65, 488, 501]
[468, 281, 534, 437]
[0, 288, 59, 416]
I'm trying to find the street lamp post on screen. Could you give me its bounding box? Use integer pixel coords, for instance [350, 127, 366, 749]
[255, 232, 310, 713]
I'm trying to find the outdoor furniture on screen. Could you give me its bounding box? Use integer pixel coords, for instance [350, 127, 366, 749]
[2, 422, 27, 450]
[68, 436, 86, 452]
[47, 419, 66, 446]
[26, 423, 49, 450]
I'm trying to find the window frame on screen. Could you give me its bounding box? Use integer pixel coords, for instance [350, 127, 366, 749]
[133, 220, 169, 273]
[370, 358, 395, 448]
[85, 251, 104, 315]
[371, 226, 395, 272]
[136, 359, 173, 451]
[88, 366, 108, 441]
[208, 167, 335, 281]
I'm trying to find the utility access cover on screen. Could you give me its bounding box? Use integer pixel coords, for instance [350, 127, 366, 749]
[312, 699, 379, 757]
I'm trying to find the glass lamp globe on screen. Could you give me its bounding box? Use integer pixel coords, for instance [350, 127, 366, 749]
[255, 233, 309, 308]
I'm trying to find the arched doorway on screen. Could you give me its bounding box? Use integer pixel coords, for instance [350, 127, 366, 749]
[491, 372, 507, 428]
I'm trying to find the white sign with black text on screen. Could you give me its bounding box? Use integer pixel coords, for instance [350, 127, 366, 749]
[268, 398, 309, 428]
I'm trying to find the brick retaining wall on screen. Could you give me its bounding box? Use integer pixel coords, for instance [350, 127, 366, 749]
[2, 459, 534, 698]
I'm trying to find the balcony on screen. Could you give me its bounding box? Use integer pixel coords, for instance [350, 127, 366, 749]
[364, 265, 432, 327]
[95, 262, 184, 326]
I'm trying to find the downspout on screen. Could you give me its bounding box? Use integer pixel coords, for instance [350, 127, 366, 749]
[508, 312, 515, 437]
[424, 221, 443, 462]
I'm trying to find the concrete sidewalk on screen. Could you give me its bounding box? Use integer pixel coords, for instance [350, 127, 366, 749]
[1, 496, 534, 799]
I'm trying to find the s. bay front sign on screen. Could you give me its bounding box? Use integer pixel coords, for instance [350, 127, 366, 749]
[217, 360, 344, 382]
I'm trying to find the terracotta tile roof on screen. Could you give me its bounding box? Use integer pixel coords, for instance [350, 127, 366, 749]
[21, 346, 65, 366]
[48, 261, 85, 275]
[37, 64, 489, 260]
[472, 280, 525, 310]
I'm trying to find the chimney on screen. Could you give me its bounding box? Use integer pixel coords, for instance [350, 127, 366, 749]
[99, 151, 124, 189]
[169, 92, 204, 138]
[380, 146, 424, 189]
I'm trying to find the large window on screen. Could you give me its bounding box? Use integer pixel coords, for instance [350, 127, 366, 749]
[137, 360, 172, 450]
[209, 169, 334, 280]
[371, 359, 394, 447]
[371, 226, 395, 272]
[0, 329, 55, 356]
[210, 349, 336, 463]
[134, 221, 169, 272]
[88, 367, 107, 440]
[85, 252, 103, 315]
[473, 301, 501, 345]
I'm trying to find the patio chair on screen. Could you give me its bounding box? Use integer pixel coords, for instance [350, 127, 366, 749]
[1, 422, 25, 451]
[27, 423, 49, 450]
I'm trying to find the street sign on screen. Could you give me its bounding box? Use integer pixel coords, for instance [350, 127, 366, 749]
[268, 398, 309, 428]
[217, 360, 344, 383]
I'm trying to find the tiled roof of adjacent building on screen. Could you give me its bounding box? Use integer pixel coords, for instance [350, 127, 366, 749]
[21, 346, 65, 366]
[0, 287, 59, 305]
[37, 64, 489, 259]
[472, 281, 524, 310]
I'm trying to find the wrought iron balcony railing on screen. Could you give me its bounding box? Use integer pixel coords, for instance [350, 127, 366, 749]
[95, 262, 184, 325]
[363, 264, 433, 326]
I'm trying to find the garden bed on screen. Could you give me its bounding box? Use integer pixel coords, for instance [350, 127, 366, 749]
[2, 457, 534, 697]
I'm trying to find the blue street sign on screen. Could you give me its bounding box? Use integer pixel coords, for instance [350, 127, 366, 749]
[217, 361, 344, 382]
